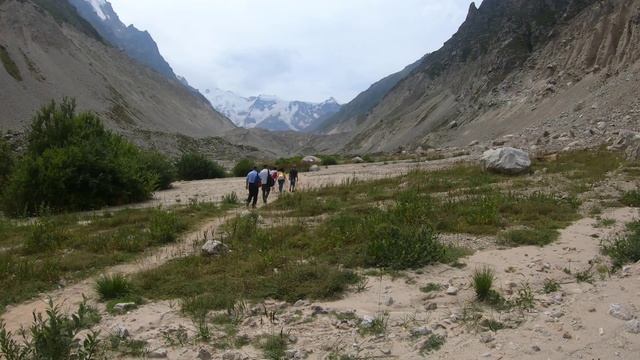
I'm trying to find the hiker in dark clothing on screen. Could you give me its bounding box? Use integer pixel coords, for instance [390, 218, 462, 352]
[245, 166, 260, 208]
[289, 166, 299, 192]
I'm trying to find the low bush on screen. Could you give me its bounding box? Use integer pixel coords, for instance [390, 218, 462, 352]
[261, 333, 288, 360]
[602, 221, 640, 268]
[320, 156, 338, 166]
[365, 225, 448, 270]
[1, 99, 161, 216]
[0, 299, 101, 360]
[232, 159, 256, 177]
[96, 274, 134, 301]
[176, 153, 226, 180]
[0, 135, 13, 188]
[621, 190, 640, 207]
[23, 219, 70, 255]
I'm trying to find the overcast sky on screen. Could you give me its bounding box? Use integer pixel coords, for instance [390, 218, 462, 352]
[109, 0, 478, 103]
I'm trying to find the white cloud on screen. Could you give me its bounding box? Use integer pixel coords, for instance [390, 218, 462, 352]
[108, 0, 478, 103]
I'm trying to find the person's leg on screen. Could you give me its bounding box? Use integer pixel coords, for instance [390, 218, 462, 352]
[250, 184, 258, 208]
[262, 186, 268, 204]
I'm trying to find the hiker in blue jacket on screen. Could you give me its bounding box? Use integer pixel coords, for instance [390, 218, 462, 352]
[245, 166, 260, 208]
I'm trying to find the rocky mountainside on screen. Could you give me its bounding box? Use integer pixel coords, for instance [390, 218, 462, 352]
[205, 88, 341, 132]
[68, 0, 176, 80]
[0, 0, 235, 144]
[323, 0, 640, 155]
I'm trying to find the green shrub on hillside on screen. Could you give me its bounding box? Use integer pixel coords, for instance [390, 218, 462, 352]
[1, 98, 162, 216]
[320, 155, 338, 166]
[0, 135, 13, 188]
[176, 153, 226, 180]
[232, 158, 256, 177]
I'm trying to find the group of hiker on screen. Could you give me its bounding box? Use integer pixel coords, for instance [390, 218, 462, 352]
[245, 165, 299, 208]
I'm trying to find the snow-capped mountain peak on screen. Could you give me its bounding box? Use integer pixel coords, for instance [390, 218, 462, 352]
[205, 88, 341, 132]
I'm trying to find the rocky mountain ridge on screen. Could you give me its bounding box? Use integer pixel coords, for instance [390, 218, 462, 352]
[320, 0, 640, 156]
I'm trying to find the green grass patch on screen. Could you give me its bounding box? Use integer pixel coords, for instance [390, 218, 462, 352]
[498, 228, 559, 247]
[95, 274, 134, 301]
[602, 221, 640, 268]
[621, 190, 640, 207]
[0, 204, 225, 313]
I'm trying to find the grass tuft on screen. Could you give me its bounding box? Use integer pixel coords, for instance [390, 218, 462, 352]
[601, 221, 640, 268]
[95, 274, 134, 301]
[473, 267, 495, 301]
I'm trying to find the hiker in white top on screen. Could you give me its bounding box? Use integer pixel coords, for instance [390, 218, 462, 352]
[259, 165, 272, 204]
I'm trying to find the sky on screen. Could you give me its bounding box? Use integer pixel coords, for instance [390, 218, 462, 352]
[109, 0, 478, 103]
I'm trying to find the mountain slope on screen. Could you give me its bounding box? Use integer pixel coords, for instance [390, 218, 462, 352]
[205, 88, 341, 132]
[325, 0, 640, 154]
[0, 0, 234, 140]
[68, 0, 176, 80]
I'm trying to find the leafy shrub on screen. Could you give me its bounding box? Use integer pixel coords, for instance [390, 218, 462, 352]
[365, 225, 448, 270]
[261, 333, 288, 360]
[1, 99, 158, 216]
[621, 190, 640, 207]
[176, 153, 226, 180]
[232, 159, 256, 177]
[139, 150, 175, 190]
[420, 334, 445, 354]
[96, 274, 134, 301]
[149, 210, 185, 244]
[543, 279, 560, 294]
[0, 135, 13, 188]
[0, 299, 101, 360]
[473, 267, 495, 301]
[23, 219, 70, 255]
[320, 156, 338, 166]
[602, 221, 640, 268]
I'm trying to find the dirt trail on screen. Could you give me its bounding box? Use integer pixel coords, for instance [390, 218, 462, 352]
[0, 214, 235, 333]
[78, 208, 639, 360]
[116, 157, 472, 210]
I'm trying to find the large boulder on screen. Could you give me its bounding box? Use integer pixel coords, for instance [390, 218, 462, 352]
[352, 156, 364, 163]
[302, 155, 321, 164]
[481, 147, 531, 175]
[309, 164, 321, 172]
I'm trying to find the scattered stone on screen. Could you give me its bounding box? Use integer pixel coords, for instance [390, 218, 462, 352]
[549, 309, 565, 319]
[309, 164, 321, 172]
[293, 300, 307, 307]
[361, 315, 376, 328]
[113, 302, 137, 312]
[588, 307, 596, 313]
[481, 147, 531, 175]
[384, 297, 394, 306]
[625, 319, 640, 334]
[425, 302, 438, 311]
[446, 286, 459, 296]
[469, 140, 480, 146]
[148, 348, 168, 358]
[352, 156, 364, 163]
[480, 332, 495, 343]
[111, 324, 129, 339]
[411, 326, 432, 337]
[302, 155, 321, 163]
[609, 304, 635, 321]
[285, 349, 307, 359]
[448, 121, 459, 129]
[311, 305, 328, 316]
[532, 345, 541, 352]
[563, 332, 573, 339]
[599, 328, 605, 336]
[201, 240, 229, 256]
[197, 348, 213, 360]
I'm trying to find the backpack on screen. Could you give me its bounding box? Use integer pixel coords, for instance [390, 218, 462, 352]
[267, 172, 275, 187]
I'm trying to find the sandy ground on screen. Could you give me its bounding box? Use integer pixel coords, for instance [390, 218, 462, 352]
[120, 157, 472, 210]
[78, 207, 639, 360]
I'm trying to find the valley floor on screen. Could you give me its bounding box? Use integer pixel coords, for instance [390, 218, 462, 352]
[2, 151, 640, 360]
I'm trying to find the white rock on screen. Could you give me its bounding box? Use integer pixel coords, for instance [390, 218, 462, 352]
[480, 332, 495, 343]
[201, 240, 229, 256]
[148, 348, 168, 358]
[302, 156, 321, 163]
[111, 324, 129, 339]
[609, 304, 635, 321]
[361, 315, 376, 328]
[481, 147, 531, 175]
[625, 319, 640, 334]
[309, 164, 321, 172]
[446, 286, 459, 295]
[411, 326, 432, 336]
[113, 302, 137, 312]
[352, 156, 364, 163]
